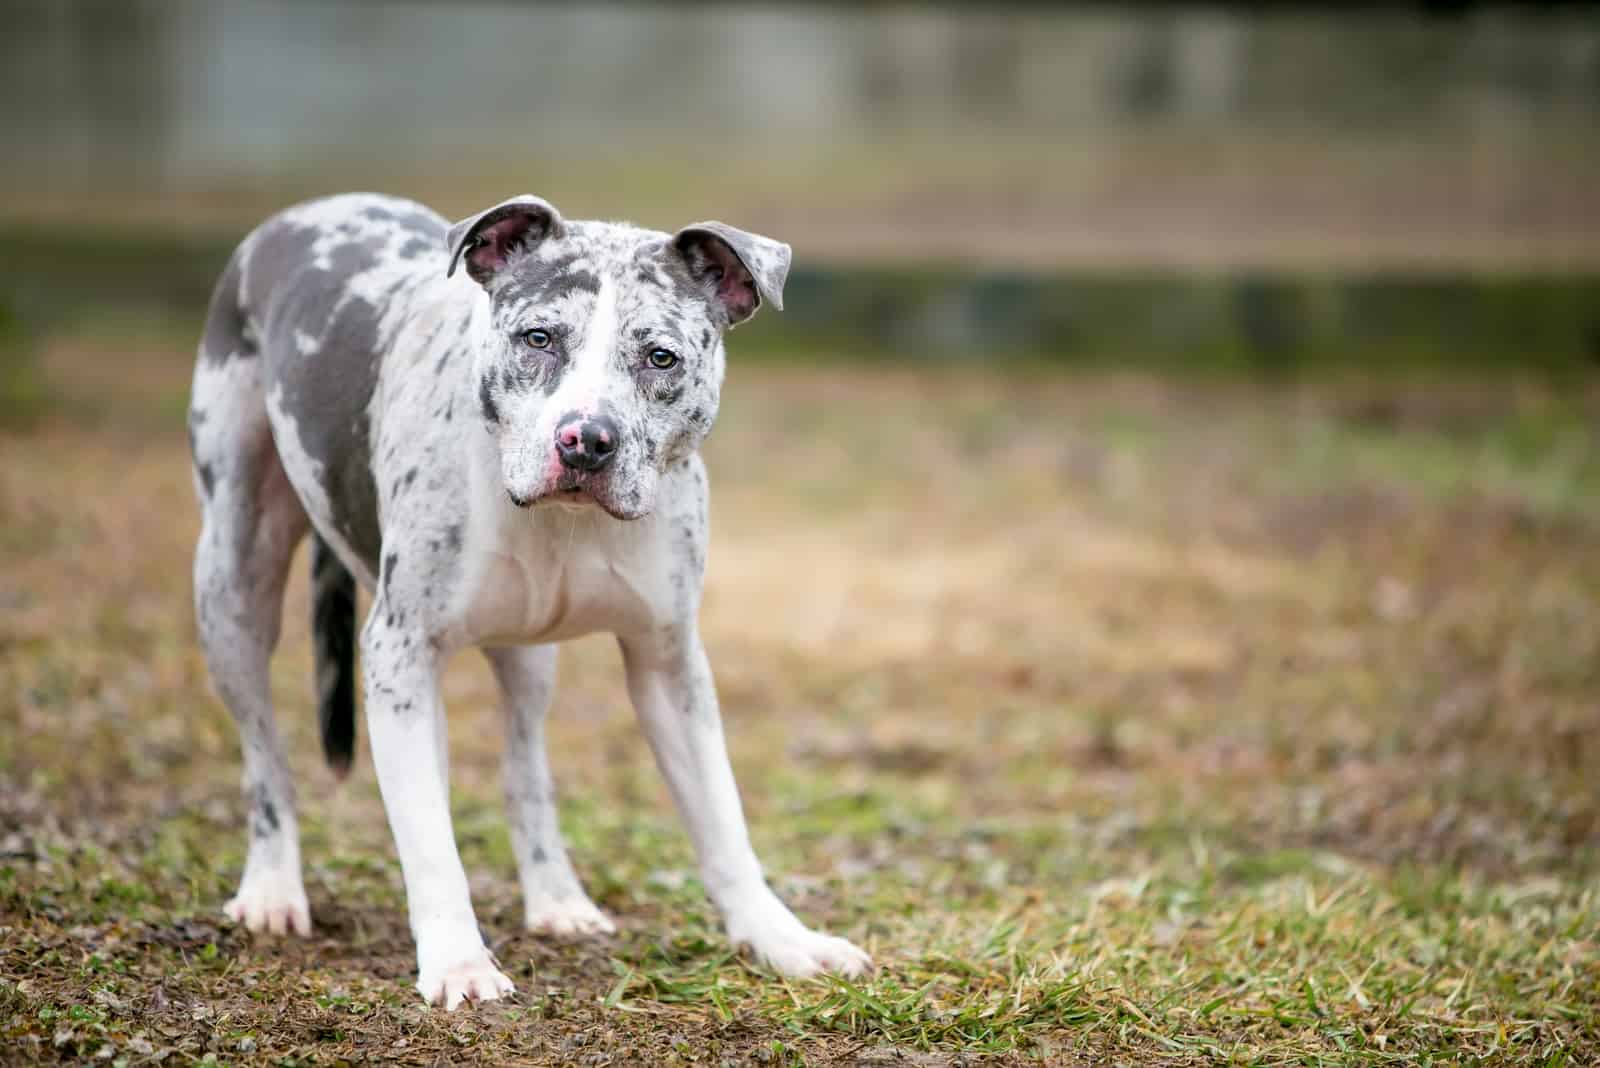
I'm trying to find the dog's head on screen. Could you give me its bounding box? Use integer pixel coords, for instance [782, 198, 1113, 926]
[445, 195, 788, 520]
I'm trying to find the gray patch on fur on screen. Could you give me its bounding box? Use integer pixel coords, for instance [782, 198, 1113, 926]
[198, 251, 256, 367]
[243, 202, 447, 569]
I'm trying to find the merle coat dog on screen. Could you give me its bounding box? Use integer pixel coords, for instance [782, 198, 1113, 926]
[188, 193, 869, 1008]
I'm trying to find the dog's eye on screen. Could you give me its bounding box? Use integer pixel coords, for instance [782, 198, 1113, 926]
[647, 348, 678, 370]
[521, 329, 552, 350]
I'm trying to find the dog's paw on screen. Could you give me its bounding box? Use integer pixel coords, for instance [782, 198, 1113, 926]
[418, 952, 515, 1011]
[524, 895, 616, 938]
[224, 873, 312, 937]
[727, 901, 871, 979]
[741, 926, 872, 979]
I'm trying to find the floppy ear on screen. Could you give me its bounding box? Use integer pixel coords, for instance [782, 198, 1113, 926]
[672, 222, 791, 326]
[445, 195, 564, 285]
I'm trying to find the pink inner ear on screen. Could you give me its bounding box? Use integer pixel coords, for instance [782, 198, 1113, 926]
[467, 216, 532, 276]
[702, 241, 757, 320]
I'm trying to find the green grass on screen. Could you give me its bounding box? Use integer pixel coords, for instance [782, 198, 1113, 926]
[1, 327, 1597, 1064]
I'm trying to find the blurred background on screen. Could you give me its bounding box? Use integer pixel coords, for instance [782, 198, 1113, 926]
[3, 5, 1600, 1061]
[1, 1, 1598, 378]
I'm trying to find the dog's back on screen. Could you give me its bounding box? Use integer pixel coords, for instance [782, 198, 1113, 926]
[190, 193, 446, 775]
[218, 194, 448, 571]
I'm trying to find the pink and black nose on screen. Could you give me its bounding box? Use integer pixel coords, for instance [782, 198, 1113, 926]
[555, 413, 620, 472]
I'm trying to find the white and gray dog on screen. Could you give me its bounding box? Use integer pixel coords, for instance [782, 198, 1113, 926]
[188, 193, 870, 1009]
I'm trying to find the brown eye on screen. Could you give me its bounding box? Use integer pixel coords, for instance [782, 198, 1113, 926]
[522, 329, 552, 350]
[647, 348, 679, 370]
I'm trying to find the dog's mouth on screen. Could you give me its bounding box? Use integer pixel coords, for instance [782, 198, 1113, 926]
[551, 470, 612, 512]
[552, 469, 592, 495]
[507, 471, 645, 521]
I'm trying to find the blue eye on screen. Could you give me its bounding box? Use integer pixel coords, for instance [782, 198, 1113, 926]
[522, 329, 552, 349]
[647, 348, 679, 370]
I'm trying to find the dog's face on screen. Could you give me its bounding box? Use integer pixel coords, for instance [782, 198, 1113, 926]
[446, 197, 789, 520]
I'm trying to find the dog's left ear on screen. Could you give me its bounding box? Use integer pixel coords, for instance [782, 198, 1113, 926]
[446, 195, 565, 285]
[673, 222, 791, 326]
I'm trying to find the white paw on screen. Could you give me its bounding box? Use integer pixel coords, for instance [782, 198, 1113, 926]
[727, 898, 871, 979]
[418, 951, 515, 1011]
[741, 925, 872, 979]
[524, 895, 616, 938]
[224, 871, 312, 937]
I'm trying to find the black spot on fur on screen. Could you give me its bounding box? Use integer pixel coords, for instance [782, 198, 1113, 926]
[404, 467, 418, 488]
[531, 845, 548, 863]
[383, 551, 398, 606]
[446, 524, 462, 552]
[249, 787, 281, 839]
[197, 462, 215, 497]
[480, 375, 500, 424]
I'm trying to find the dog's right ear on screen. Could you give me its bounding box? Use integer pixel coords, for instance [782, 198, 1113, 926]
[445, 196, 565, 285]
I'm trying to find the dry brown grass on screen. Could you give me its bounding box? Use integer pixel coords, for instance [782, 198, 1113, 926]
[2, 332, 1598, 1064]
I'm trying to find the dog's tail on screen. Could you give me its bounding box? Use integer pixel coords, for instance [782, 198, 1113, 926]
[310, 534, 357, 776]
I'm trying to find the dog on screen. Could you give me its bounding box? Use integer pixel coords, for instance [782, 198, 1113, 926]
[188, 193, 870, 1009]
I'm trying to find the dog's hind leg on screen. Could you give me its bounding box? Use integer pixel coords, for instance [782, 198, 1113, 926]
[485, 644, 615, 937]
[190, 273, 312, 936]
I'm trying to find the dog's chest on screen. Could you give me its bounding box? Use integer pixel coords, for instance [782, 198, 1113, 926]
[455, 511, 675, 645]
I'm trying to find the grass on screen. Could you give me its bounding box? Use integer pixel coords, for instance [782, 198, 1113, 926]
[1, 326, 1598, 1064]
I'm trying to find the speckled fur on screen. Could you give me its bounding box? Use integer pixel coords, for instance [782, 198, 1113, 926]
[188, 193, 868, 1011]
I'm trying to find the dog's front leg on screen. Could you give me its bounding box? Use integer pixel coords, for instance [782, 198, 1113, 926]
[486, 644, 615, 936]
[620, 626, 870, 978]
[363, 617, 513, 1009]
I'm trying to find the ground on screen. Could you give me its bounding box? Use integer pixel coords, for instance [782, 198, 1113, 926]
[1, 329, 1597, 1065]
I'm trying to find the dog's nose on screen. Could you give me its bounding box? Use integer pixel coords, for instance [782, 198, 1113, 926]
[555, 414, 620, 472]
